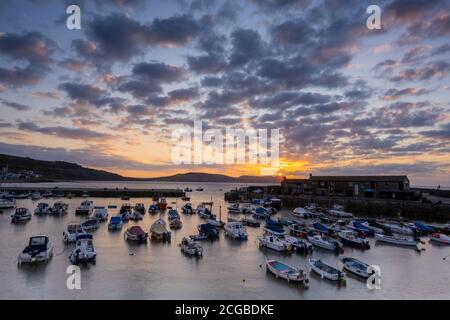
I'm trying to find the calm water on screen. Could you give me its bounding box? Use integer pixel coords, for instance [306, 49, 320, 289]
[1, 181, 449, 300]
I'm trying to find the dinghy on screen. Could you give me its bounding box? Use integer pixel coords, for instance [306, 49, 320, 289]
[108, 216, 123, 231]
[69, 234, 96, 265]
[309, 258, 346, 282]
[375, 233, 422, 249]
[150, 219, 171, 241]
[11, 208, 32, 223]
[258, 234, 292, 252]
[339, 256, 372, 278]
[429, 233, 450, 245]
[307, 234, 343, 253]
[34, 202, 52, 215]
[224, 222, 248, 240]
[125, 226, 148, 242]
[266, 259, 309, 284]
[63, 223, 87, 243]
[18, 236, 53, 266]
[338, 230, 370, 249]
[179, 237, 203, 257]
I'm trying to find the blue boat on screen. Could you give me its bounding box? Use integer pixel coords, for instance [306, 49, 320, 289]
[266, 217, 284, 228]
[264, 224, 286, 236]
[108, 216, 123, 231]
[197, 224, 219, 240]
[312, 222, 332, 234]
[168, 209, 180, 221]
[148, 204, 159, 214]
[182, 203, 194, 214]
[351, 221, 374, 236]
[252, 206, 269, 219]
[413, 221, 434, 234]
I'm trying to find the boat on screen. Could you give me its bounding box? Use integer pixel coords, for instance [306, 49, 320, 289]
[338, 230, 370, 249]
[125, 226, 148, 242]
[80, 218, 99, 231]
[169, 218, 183, 229]
[429, 232, 450, 244]
[184, 187, 192, 192]
[252, 206, 270, 219]
[121, 195, 130, 201]
[179, 237, 202, 257]
[380, 222, 413, 236]
[69, 234, 96, 265]
[207, 217, 225, 228]
[63, 223, 87, 243]
[130, 209, 143, 221]
[18, 236, 53, 266]
[108, 204, 117, 209]
[267, 197, 282, 210]
[148, 204, 159, 214]
[263, 224, 286, 236]
[339, 256, 372, 278]
[150, 218, 171, 241]
[66, 192, 75, 199]
[195, 187, 204, 191]
[312, 222, 333, 235]
[349, 221, 374, 237]
[328, 204, 353, 218]
[357, 220, 385, 235]
[108, 216, 123, 231]
[292, 207, 311, 218]
[266, 259, 309, 284]
[92, 206, 108, 221]
[34, 202, 52, 215]
[53, 191, 65, 198]
[119, 203, 132, 220]
[75, 200, 93, 215]
[309, 259, 346, 282]
[51, 201, 68, 216]
[31, 192, 41, 201]
[241, 217, 260, 227]
[134, 203, 145, 214]
[158, 198, 168, 210]
[42, 191, 53, 198]
[408, 221, 434, 234]
[285, 236, 313, 254]
[11, 208, 32, 223]
[307, 234, 343, 253]
[182, 203, 194, 214]
[329, 220, 351, 233]
[227, 203, 251, 214]
[196, 204, 215, 219]
[167, 209, 180, 221]
[13, 193, 29, 199]
[181, 196, 190, 201]
[375, 233, 422, 249]
[197, 223, 219, 240]
[288, 223, 309, 238]
[0, 198, 16, 209]
[224, 222, 248, 240]
[258, 234, 292, 252]
[81, 191, 89, 197]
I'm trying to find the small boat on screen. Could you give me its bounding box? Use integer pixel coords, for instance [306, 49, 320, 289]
[349, 221, 374, 237]
[125, 226, 148, 242]
[158, 198, 168, 210]
[224, 222, 248, 240]
[92, 206, 108, 221]
[182, 203, 194, 214]
[51, 201, 68, 216]
[130, 209, 143, 221]
[252, 206, 270, 219]
[338, 230, 370, 249]
[53, 191, 65, 198]
[108, 216, 123, 231]
[228, 203, 251, 214]
[81, 191, 89, 197]
[288, 223, 309, 238]
[266, 259, 309, 284]
[329, 220, 351, 233]
[148, 204, 159, 214]
[197, 223, 219, 240]
[381, 222, 413, 235]
[150, 218, 171, 241]
[307, 234, 343, 253]
[0, 198, 16, 209]
[339, 256, 372, 278]
[241, 217, 260, 227]
[292, 207, 310, 218]
[196, 204, 215, 219]
[179, 237, 202, 257]
[375, 233, 421, 249]
[75, 200, 93, 215]
[42, 191, 53, 198]
[69, 234, 96, 265]
[169, 218, 183, 229]
[207, 217, 225, 228]
[34, 202, 52, 215]
[309, 259, 346, 282]
[66, 192, 75, 199]
[189, 234, 208, 241]
[328, 204, 353, 218]
[409, 221, 434, 234]
[18, 236, 53, 266]
[181, 196, 190, 201]
[184, 187, 192, 192]
[134, 203, 146, 214]
[80, 218, 99, 231]
[312, 222, 333, 235]
[119, 203, 132, 220]
[357, 220, 385, 235]
[195, 187, 204, 191]
[11, 208, 32, 223]
[31, 192, 41, 201]
[263, 224, 286, 236]
[121, 195, 130, 201]
[258, 234, 292, 252]
[285, 236, 313, 254]
[429, 232, 450, 244]
[167, 209, 180, 221]
[63, 223, 87, 243]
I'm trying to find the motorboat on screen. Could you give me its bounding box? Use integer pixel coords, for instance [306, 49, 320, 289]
[184, 187, 193, 192]
[148, 204, 159, 214]
[258, 234, 292, 252]
[92, 206, 108, 221]
[285, 236, 313, 254]
[158, 198, 168, 210]
[196, 204, 215, 219]
[34, 202, 52, 215]
[130, 209, 143, 221]
[134, 203, 146, 215]
[150, 218, 171, 241]
[348, 221, 374, 237]
[75, 200, 93, 215]
[252, 206, 270, 219]
[63, 223, 87, 243]
[197, 223, 219, 240]
[182, 203, 194, 214]
[181, 196, 190, 201]
[119, 203, 132, 220]
[338, 230, 370, 249]
[312, 222, 333, 235]
[42, 191, 53, 198]
[292, 207, 311, 219]
[241, 217, 260, 227]
[224, 222, 248, 240]
[288, 223, 309, 238]
[108, 216, 123, 231]
[51, 201, 68, 216]
[357, 220, 385, 235]
[227, 203, 251, 214]
[80, 218, 99, 231]
[328, 204, 353, 218]
[53, 191, 65, 198]
[406, 221, 434, 235]
[14, 193, 29, 199]
[11, 208, 32, 223]
[167, 209, 180, 221]
[69, 234, 96, 265]
[0, 198, 16, 209]
[263, 224, 286, 236]
[18, 236, 53, 266]
[307, 234, 343, 253]
[179, 237, 203, 257]
[125, 226, 148, 242]
[309, 259, 346, 282]
[339, 256, 372, 278]
[380, 222, 414, 236]
[169, 218, 183, 229]
[207, 217, 225, 228]
[31, 192, 42, 201]
[329, 220, 351, 233]
[195, 187, 204, 191]
[429, 232, 450, 244]
[375, 233, 422, 249]
[266, 259, 309, 284]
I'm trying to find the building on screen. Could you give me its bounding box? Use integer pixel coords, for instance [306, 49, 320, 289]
[282, 175, 417, 200]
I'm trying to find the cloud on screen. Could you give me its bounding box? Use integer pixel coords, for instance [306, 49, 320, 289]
[391, 60, 450, 82]
[1, 99, 30, 111]
[381, 88, 430, 100]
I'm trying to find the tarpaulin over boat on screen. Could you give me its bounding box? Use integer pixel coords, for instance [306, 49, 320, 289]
[129, 226, 146, 236]
[151, 219, 168, 234]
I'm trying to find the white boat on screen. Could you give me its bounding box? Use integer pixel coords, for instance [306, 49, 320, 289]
[307, 234, 343, 252]
[375, 233, 421, 248]
[292, 207, 310, 218]
[360, 221, 385, 234]
[224, 222, 248, 240]
[11, 208, 32, 223]
[429, 233, 450, 245]
[338, 230, 370, 249]
[63, 223, 87, 243]
[196, 204, 214, 219]
[0, 198, 16, 209]
[284, 236, 313, 254]
[328, 204, 353, 218]
[18, 236, 53, 266]
[75, 200, 93, 215]
[92, 206, 108, 221]
[339, 256, 372, 278]
[309, 258, 346, 282]
[51, 201, 68, 216]
[266, 259, 309, 284]
[31, 192, 41, 201]
[227, 203, 251, 214]
[257, 234, 292, 252]
[381, 222, 413, 235]
[150, 218, 171, 241]
[179, 237, 203, 257]
[34, 202, 52, 215]
[69, 234, 96, 265]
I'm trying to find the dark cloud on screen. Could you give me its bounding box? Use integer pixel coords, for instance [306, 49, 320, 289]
[0, 99, 30, 111]
[228, 28, 265, 67]
[420, 123, 450, 140]
[381, 88, 430, 100]
[391, 60, 450, 82]
[17, 121, 113, 140]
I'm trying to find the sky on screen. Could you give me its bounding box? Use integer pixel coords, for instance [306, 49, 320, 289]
[0, 0, 449, 186]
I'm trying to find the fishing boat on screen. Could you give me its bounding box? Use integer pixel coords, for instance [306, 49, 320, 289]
[224, 222, 248, 240]
[266, 259, 309, 284]
[51, 201, 68, 216]
[241, 217, 260, 227]
[148, 204, 159, 214]
[375, 233, 421, 249]
[108, 216, 123, 231]
[338, 230, 370, 249]
[34, 202, 52, 215]
[197, 224, 219, 240]
[80, 218, 99, 231]
[130, 209, 143, 221]
[31, 192, 41, 201]
[429, 233, 450, 244]
[195, 187, 204, 191]
[11, 208, 32, 223]
[328, 204, 353, 218]
[158, 198, 168, 210]
[150, 218, 171, 241]
[92, 206, 108, 221]
[179, 237, 203, 257]
[285, 236, 313, 254]
[309, 259, 346, 282]
[339, 256, 372, 278]
[252, 206, 270, 219]
[69, 234, 96, 265]
[307, 234, 343, 253]
[184, 187, 193, 192]
[75, 200, 93, 215]
[0, 198, 16, 209]
[169, 218, 183, 229]
[258, 234, 292, 252]
[182, 203, 194, 214]
[168, 209, 180, 221]
[18, 236, 53, 266]
[125, 226, 148, 242]
[63, 223, 87, 243]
